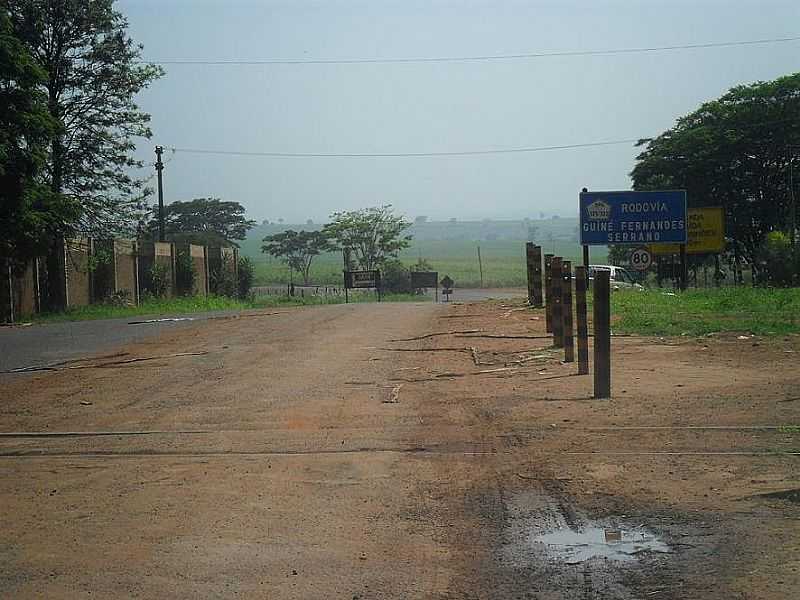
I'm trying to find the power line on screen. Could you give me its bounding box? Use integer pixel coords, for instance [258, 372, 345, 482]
[171, 139, 642, 158]
[146, 35, 800, 65]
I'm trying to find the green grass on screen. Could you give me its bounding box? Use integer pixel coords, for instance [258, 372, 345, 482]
[609, 287, 800, 336]
[28, 292, 426, 323]
[248, 239, 607, 288]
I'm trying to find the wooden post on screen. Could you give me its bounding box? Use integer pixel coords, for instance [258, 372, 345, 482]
[583, 245, 590, 269]
[531, 244, 543, 308]
[477, 245, 484, 288]
[544, 253, 554, 333]
[562, 261, 574, 362]
[526, 243, 543, 308]
[551, 257, 563, 348]
[575, 266, 589, 375]
[679, 244, 687, 291]
[593, 269, 611, 399]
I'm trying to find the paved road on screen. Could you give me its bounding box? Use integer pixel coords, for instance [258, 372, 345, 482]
[0, 290, 526, 372]
[0, 310, 266, 372]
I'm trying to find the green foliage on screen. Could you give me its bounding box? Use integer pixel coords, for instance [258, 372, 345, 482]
[324, 205, 412, 270]
[631, 72, 800, 270]
[152, 198, 256, 243]
[210, 254, 237, 297]
[0, 9, 78, 264]
[174, 249, 196, 296]
[610, 287, 800, 336]
[758, 231, 799, 286]
[261, 229, 333, 284]
[6, 0, 164, 234]
[380, 258, 413, 294]
[246, 238, 605, 288]
[237, 256, 255, 298]
[147, 262, 170, 298]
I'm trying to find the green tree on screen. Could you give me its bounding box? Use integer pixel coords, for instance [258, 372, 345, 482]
[324, 205, 412, 271]
[0, 9, 77, 265]
[261, 229, 333, 285]
[5, 0, 163, 233]
[150, 198, 256, 244]
[631, 73, 800, 271]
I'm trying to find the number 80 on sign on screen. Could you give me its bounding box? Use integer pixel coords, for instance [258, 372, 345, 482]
[630, 247, 652, 271]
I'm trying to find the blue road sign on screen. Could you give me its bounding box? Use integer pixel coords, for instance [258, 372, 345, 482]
[579, 190, 687, 245]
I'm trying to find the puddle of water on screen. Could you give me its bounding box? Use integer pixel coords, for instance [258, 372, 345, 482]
[530, 526, 671, 564]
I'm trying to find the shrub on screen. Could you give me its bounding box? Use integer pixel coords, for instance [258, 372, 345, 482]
[149, 262, 170, 298]
[759, 232, 799, 287]
[238, 256, 255, 298]
[380, 259, 413, 294]
[211, 254, 237, 297]
[175, 250, 196, 295]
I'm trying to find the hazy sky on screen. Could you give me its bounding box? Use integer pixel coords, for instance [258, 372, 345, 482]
[120, 0, 799, 223]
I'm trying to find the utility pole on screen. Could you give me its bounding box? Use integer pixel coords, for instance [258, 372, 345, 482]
[155, 146, 165, 242]
[477, 245, 484, 288]
[790, 147, 797, 248]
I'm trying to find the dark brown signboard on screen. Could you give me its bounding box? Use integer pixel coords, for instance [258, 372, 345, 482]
[344, 270, 380, 289]
[411, 271, 438, 288]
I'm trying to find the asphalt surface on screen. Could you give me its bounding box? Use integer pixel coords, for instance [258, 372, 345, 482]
[0, 311, 236, 372]
[0, 289, 526, 372]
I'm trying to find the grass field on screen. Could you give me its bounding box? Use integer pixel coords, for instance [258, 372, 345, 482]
[609, 287, 800, 336]
[246, 239, 607, 288]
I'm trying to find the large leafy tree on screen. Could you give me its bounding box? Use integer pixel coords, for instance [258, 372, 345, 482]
[5, 0, 163, 234]
[631, 73, 800, 268]
[149, 198, 256, 245]
[324, 205, 412, 271]
[262, 230, 333, 285]
[0, 9, 77, 265]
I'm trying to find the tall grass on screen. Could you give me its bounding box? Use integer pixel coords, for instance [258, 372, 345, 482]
[610, 287, 800, 336]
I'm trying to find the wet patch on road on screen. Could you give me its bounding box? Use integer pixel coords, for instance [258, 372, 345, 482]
[528, 523, 671, 565]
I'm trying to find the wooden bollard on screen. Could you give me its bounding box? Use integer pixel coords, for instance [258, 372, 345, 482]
[544, 254, 554, 333]
[562, 260, 574, 362]
[574, 266, 589, 375]
[593, 269, 611, 399]
[526, 243, 543, 308]
[551, 257, 563, 348]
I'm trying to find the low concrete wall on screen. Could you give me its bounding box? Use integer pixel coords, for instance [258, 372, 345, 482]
[114, 239, 139, 304]
[190, 244, 208, 296]
[1, 260, 39, 322]
[65, 238, 91, 308]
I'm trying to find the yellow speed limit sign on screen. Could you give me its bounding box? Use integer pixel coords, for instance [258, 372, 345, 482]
[649, 207, 725, 255]
[630, 247, 652, 271]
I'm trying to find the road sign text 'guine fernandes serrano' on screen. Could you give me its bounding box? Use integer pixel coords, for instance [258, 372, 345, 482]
[579, 190, 688, 245]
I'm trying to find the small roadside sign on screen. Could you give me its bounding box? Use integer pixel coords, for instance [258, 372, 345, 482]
[410, 271, 438, 289]
[649, 207, 725, 255]
[579, 190, 688, 245]
[344, 270, 380, 289]
[343, 269, 382, 303]
[629, 247, 652, 271]
[440, 275, 454, 302]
